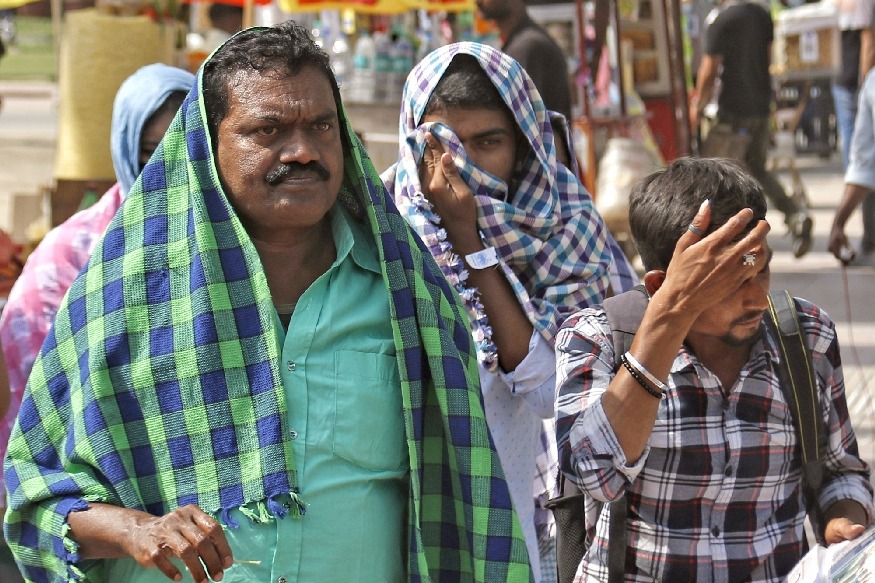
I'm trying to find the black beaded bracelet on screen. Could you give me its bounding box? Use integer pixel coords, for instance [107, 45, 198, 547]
[620, 353, 664, 400]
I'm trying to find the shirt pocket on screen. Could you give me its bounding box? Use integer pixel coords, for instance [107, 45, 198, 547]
[333, 350, 406, 472]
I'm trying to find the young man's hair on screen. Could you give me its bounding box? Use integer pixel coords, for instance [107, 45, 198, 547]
[202, 20, 339, 143]
[629, 157, 768, 271]
[423, 54, 509, 118]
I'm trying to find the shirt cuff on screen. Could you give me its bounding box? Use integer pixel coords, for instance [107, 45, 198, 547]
[576, 398, 650, 484]
[819, 476, 875, 526]
[502, 330, 555, 395]
[482, 330, 555, 420]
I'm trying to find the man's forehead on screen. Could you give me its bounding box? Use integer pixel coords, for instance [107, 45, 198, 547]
[224, 67, 337, 111]
[226, 65, 334, 94]
[424, 107, 515, 135]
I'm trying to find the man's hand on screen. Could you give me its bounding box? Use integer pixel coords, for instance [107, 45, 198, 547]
[418, 132, 481, 253]
[824, 499, 870, 546]
[829, 183, 873, 262]
[126, 505, 233, 583]
[824, 517, 867, 545]
[655, 200, 771, 318]
[68, 502, 233, 583]
[828, 222, 852, 263]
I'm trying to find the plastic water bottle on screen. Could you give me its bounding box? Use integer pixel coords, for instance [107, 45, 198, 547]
[387, 35, 414, 104]
[373, 32, 392, 104]
[311, 20, 324, 50]
[350, 32, 377, 103]
[331, 32, 353, 101]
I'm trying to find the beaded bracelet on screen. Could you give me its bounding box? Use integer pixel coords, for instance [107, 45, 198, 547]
[619, 353, 665, 399]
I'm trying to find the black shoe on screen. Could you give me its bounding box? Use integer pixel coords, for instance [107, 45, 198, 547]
[790, 213, 813, 258]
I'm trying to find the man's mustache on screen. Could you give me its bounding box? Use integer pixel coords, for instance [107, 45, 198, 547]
[731, 310, 765, 327]
[266, 162, 331, 185]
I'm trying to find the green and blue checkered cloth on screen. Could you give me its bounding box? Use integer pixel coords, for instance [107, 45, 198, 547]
[3, 51, 532, 582]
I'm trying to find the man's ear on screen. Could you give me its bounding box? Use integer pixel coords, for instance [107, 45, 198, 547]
[643, 270, 666, 297]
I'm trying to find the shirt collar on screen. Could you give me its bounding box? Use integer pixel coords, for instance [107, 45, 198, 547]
[673, 319, 781, 373]
[329, 204, 381, 275]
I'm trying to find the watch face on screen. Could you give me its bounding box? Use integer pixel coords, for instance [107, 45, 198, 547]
[465, 247, 499, 270]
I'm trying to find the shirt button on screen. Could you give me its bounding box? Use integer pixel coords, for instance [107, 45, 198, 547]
[289, 429, 298, 439]
[724, 466, 733, 477]
[712, 526, 721, 537]
[278, 578, 288, 583]
[287, 361, 296, 372]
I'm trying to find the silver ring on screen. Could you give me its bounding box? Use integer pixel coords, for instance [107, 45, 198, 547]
[743, 253, 756, 266]
[688, 223, 705, 236]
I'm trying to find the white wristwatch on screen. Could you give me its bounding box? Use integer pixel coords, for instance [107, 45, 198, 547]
[464, 246, 499, 270]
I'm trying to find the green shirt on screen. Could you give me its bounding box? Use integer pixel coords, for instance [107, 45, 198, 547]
[104, 208, 407, 582]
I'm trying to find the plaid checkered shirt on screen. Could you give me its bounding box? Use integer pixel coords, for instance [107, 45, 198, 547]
[555, 297, 873, 582]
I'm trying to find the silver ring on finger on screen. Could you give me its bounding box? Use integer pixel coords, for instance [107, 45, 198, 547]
[742, 252, 756, 266]
[688, 223, 705, 236]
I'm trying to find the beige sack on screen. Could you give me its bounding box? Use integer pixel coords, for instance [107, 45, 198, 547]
[54, 9, 176, 181]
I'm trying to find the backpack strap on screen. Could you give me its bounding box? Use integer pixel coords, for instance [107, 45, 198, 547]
[606, 497, 627, 583]
[766, 289, 827, 544]
[600, 285, 650, 582]
[603, 285, 649, 360]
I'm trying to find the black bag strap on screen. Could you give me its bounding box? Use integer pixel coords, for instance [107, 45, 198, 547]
[550, 472, 627, 583]
[599, 285, 650, 582]
[766, 289, 827, 544]
[603, 285, 649, 360]
[606, 497, 627, 583]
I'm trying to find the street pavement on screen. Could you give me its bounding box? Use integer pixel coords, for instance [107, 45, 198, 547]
[0, 80, 872, 481]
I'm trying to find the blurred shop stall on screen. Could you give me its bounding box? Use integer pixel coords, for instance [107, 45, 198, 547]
[50, 3, 180, 226]
[772, 1, 838, 158]
[2, 0, 185, 228]
[525, 0, 689, 256]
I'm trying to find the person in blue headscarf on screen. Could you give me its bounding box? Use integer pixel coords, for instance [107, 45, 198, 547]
[0, 64, 194, 544]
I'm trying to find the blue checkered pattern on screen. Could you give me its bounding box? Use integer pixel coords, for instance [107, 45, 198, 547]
[383, 42, 613, 348]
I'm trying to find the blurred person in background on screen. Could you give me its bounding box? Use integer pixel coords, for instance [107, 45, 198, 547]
[692, 0, 814, 259]
[831, 0, 875, 265]
[830, 70, 875, 265]
[476, 0, 572, 121]
[204, 3, 244, 53]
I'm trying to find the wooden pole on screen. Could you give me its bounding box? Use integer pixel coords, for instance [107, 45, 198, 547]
[611, 0, 627, 118]
[243, 0, 254, 28]
[51, 0, 62, 81]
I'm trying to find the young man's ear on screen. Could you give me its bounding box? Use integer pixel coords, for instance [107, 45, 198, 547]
[643, 270, 666, 297]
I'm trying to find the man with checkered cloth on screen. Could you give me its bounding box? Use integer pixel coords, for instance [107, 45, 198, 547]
[3, 22, 532, 583]
[382, 43, 638, 583]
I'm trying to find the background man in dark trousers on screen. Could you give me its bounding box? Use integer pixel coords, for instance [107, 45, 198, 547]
[692, 0, 814, 259]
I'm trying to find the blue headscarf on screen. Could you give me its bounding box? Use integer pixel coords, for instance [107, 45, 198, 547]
[110, 63, 195, 195]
